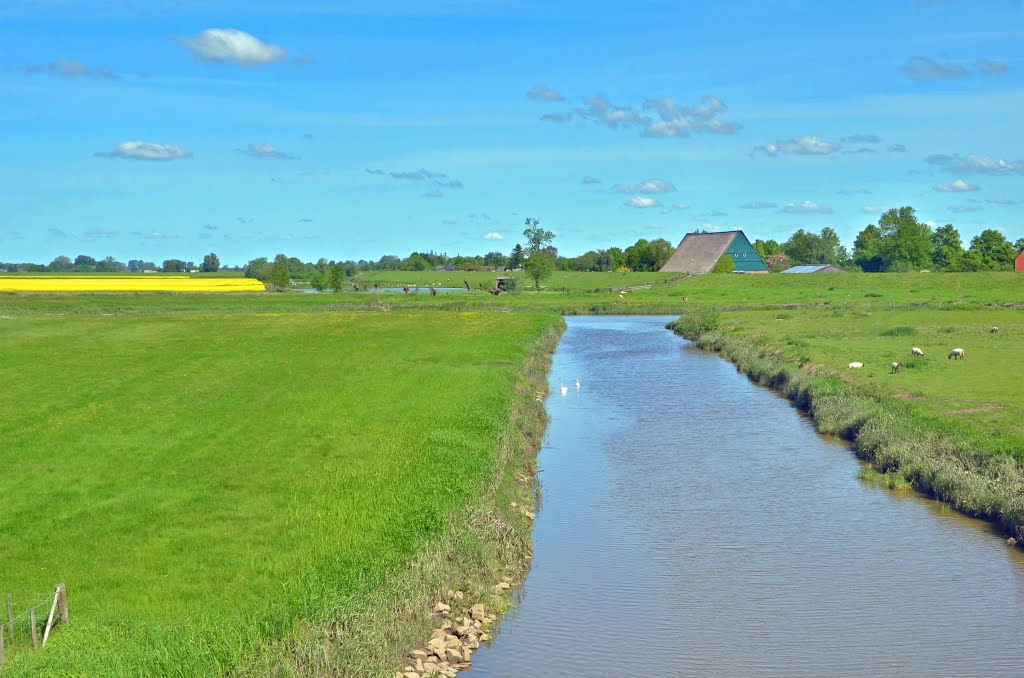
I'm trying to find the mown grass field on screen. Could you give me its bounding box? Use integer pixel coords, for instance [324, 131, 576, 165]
[352, 269, 678, 291]
[0, 310, 561, 676]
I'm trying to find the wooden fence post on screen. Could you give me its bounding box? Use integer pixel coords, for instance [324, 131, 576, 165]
[42, 585, 60, 647]
[5, 593, 11, 643]
[30, 608, 38, 649]
[57, 584, 68, 624]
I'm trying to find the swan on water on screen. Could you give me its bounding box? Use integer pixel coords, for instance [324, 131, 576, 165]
[560, 383, 568, 396]
[575, 378, 580, 390]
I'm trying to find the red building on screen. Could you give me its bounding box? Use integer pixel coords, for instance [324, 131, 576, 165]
[1017, 250, 1024, 272]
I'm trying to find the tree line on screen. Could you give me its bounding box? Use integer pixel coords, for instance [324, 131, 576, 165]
[1, 253, 222, 273]
[754, 207, 1023, 272]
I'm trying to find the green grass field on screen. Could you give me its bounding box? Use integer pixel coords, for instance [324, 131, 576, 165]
[351, 269, 679, 292]
[0, 310, 561, 676]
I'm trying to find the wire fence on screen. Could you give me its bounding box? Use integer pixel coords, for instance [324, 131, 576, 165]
[2, 585, 68, 663]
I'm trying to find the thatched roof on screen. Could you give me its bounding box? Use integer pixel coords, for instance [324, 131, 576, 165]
[659, 231, 738, 274]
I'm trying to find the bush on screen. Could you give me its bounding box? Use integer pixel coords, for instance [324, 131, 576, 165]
[673, 304, 720, 338]
[712, 255, 735, 274]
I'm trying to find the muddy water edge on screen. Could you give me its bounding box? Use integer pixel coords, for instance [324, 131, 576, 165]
[466, 315, 1024, 678]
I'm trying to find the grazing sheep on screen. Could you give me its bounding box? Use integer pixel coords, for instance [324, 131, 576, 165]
[892, 362, 902, 374]
[990, 326, 999, 333]
[848, 362, 864, 369]
[948, 348, 965, 360]
[911, 347, 924, 356]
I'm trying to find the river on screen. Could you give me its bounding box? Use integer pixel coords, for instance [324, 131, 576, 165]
[466, 315, 1024, 677]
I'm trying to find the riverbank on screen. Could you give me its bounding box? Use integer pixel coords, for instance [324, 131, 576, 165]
[668, 309, 1024, 541]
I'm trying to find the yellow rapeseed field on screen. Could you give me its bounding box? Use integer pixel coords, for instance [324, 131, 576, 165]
[0, 275, 265, 292]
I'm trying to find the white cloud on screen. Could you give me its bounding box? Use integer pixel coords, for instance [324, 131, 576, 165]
[752, 135, 840, 156]
[612, 179, 676, 194]
[949, 204, 983, 213]
[241, 143, 298, 159]
[903, 56, 968, 80]
[783, 200, 833, 214]
[841, 133, 881, 144]
[181, 28, 287, 66]
[94, 141, 191, 161]
[625, 196, 659, 208]
[861, 204, 888, 214]
[483, 231, 503, 240]
[526, 84, 564, 102]
[740, 201, 778, 209]
[365, 167, 463, 189]
[934, 178, 979, 192]
[25, 59, 118, 79]
[926, 153, 1023, 175]
[542, 93, 740, 139]
[976, 59, 1008, 75]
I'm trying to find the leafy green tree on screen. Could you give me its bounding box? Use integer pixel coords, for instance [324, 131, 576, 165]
[405, 253, 430, 271]
[162, 259, 187, 272]
[508, 244, 524, 269]
[878, 206, 932, 271]
[712, 254, 735, 273]
[753, 239, 782, 258]
[930, 224, 963, 271]
[523, 218, 554, 255]
[1015, 237, 1024, 254]
[782, 227, 847, 266]
[967, 229, 1017, 271]
[483, 251, 508, 268]
[49, 255, 72, 271]
[523, 250, 554, 293]
[327, 263, 347, 291]
[267, 254, 291, 290]
[201, 253, 220, 272]
[852, 224, 884, 272]
[244, 257, 270, 280]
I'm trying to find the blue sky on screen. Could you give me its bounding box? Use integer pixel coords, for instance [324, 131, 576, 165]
[1, 0, 1022, 265]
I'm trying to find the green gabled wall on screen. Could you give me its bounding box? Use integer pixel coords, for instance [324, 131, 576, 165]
[725, 231, 769, 272]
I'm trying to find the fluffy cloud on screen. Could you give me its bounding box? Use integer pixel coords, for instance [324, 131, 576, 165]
[365, 167, 463, 189]
[625, 196, 659, 208]
[752, 135, 840, 157]
[782, 200, 833, 214]
[538, 92, 740, 138]
[25, 59, 118, 79]
[934, 178, 979, 192]
[926, 153, 1023, 175]
[94, 141, 191, 161]
[903, 56, 968, 79]
[740, 201, 778, 209]
[612, 179, 675, 194]
[483, 232, 504, 240]
[976, 59, 1008, 75]
[526, 84, 564, 102]
[181, 28, 287, 66]
[241, 143, 298, 159]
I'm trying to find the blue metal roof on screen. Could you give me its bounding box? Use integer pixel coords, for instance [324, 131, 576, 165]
[781, 265, 830, 273]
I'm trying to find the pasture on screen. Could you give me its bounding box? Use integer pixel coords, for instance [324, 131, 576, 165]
[0, 310, 561, 676]
[0, 274, 263, 293]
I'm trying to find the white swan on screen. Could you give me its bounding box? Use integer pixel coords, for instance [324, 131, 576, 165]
[575, 378, 580, 390]
[560, 383, 568, 396]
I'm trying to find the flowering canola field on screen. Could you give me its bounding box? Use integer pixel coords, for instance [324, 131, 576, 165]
[0, 275, 265, 292]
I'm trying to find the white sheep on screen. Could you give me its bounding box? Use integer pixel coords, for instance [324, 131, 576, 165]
[892, 362, 902, 374]
[990, 326, 999, 333]
[911, 347, 924, 356]
[848, 362, 864, 369]
[948, 348, 965, 360]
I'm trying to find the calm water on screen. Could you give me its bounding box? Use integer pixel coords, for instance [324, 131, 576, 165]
[467, 316, 1024, 677]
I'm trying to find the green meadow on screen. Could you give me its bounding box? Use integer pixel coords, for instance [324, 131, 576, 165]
[0, 310, 562, 676]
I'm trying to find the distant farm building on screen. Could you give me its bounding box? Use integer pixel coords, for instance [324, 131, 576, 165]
[1016, 250, 1024, 272]
[780, 264, 847, 274]
[659, 230, 769, 274]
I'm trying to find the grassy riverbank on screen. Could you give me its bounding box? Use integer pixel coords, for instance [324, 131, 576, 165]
[0, 310, 562, 676]
[669, 302, 1024, 539]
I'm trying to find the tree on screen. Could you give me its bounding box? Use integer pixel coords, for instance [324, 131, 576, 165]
[852, 224, 884, 272]
[1015, 237, 1024, 255]
[712, 255, 735, 273]
[244, 257, 270, 280]
[327, 263, 347, 291]
[161, 259, 187, 272]
[523, 218, 554, 255]
[930, 224, 963, 271]
[878, 206, 932, 271]
[483, 251, 508, 268]
[781, 227, 847, 266]
[508, 244, 524, 269]
[405, 253, 430, 271]
[49, 255, 72, 271]
[267, 254, 292, 290]
[201, 253, 220, 272]
[523, 250, 554, 293]
[753, 239, 782, 258]
[967, 229, 1017, 271]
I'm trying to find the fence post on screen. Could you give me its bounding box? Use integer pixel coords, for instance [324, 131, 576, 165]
[5, 593, 11, 643]
[1, 612, 5, 664]
[42, 585, 61, 647]
[30, 608, 38, 649]
[57, 584, 68, 624]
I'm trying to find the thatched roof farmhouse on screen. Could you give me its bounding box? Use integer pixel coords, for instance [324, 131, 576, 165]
[659, 230, 769, 274]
